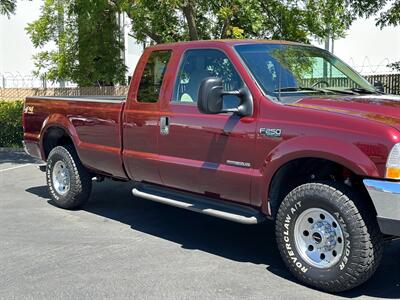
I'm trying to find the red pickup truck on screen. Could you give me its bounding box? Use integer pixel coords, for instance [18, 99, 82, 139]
[23, 40, 400, 292]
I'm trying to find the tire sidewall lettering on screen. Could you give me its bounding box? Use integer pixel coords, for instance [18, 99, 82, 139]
[334, 212, 351, 271]
[282, 200, 310, 274]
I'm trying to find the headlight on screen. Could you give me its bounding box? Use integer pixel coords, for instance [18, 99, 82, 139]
[386, 143, 400, 179]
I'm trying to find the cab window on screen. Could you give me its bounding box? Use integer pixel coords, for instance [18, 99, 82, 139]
[172, 49, 243, 109]
[137, 50, 172, 103]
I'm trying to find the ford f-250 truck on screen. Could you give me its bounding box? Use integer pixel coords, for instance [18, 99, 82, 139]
[23, 40, 400, 292]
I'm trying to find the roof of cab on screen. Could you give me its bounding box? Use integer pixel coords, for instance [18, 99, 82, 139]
[147, 39, 309, 50]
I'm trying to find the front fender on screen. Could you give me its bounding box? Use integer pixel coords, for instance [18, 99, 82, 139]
[256, 136, 380, 214]
[266, 136, 379, 177]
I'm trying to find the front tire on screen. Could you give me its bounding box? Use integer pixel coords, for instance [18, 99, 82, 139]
[46, 145, 92, 209]
[275, 182, 383, 292]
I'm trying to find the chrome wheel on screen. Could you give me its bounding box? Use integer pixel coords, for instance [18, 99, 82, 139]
[52, 161, 70, 195]
[294, 208, 344, 269]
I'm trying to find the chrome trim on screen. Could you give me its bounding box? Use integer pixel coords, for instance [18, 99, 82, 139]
[132, 186, 265, 224]
[363, 179, 400, 221]
[28, 96, 125, 104]
[226, 160, 251, 168]
[294, 208, 344, 269]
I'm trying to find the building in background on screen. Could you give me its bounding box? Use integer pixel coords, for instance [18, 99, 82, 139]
[0, 1, 143, 88]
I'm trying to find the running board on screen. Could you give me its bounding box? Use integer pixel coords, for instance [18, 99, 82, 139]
[37, 164, 46, 172]
[132, 184, 266, 224]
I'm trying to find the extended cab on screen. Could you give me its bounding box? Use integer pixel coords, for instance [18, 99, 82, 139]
[23, 40, 400, 292]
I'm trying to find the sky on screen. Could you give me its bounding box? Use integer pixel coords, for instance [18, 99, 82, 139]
[0, 0, 399, 86]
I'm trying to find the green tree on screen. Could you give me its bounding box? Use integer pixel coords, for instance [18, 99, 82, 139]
[376, 0, 400, 27]
[121, 0, 389, 45]
[375, 0, 400, 72]
[0, 0, 16, 17]
[121, 0, 320, 44]
[26, 0, 126, 86]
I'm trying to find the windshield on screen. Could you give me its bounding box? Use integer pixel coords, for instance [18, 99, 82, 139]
[235, 44, 376, 102]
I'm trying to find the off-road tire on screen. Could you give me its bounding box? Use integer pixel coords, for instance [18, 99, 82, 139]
[46, 145, 92, 209]
[275, 182, 383, 293]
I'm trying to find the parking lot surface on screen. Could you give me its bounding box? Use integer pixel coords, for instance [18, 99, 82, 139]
[1, 151, 399, 299]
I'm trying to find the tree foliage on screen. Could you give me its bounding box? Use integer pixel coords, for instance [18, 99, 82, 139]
[122, 0, 314, 43]
[26, 0, 126, 86]
[374, 0, 400, 72]
[376, 0, 400, 27]
[0, 0, 16, 17]
[121, 0, 389, 44]
[24, 0, 398, 85]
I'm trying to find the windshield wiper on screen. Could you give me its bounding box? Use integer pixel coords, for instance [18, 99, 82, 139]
[345, 87, 381, 95]
[274, 86, 326, 93]
[322, 88, 358, 95]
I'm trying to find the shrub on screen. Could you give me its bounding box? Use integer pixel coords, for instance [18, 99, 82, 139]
[0, 100, 24, 148]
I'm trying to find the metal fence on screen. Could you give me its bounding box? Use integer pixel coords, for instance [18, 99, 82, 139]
[0, 73, 77, 89]
[0, 74, 399, 101]
[0, 86, 129, 100]
[299, 74, 400, 95]
[365, 74, 400, 95]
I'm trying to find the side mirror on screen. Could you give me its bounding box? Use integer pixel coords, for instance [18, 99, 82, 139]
[374, 80, 384, 93]
[197, 77, 253, 117]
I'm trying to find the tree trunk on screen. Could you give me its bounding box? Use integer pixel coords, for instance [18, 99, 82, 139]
[182, 0, 199, 40]
[220, 18, 230, 39]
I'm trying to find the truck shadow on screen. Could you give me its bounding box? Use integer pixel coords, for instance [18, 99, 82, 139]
[26, 179, 400, 299]
[0, 151, 43, 165]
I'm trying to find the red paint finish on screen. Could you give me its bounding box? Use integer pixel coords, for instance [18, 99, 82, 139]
[23, 98, 127, 179]
[23, 40, 400, 216]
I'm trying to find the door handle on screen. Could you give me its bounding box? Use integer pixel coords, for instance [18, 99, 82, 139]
[160, 116, 169, 135]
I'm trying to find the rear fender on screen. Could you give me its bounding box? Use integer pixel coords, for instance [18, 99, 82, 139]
[39, 114, 80, 160]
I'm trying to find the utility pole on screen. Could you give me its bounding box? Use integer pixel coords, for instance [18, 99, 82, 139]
[323, 34, 330, 79]
[118, 12, 127, 84]
[57, 0, 65, 88]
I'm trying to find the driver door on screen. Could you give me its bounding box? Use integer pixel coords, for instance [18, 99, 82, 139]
[158, 48, 257, 204]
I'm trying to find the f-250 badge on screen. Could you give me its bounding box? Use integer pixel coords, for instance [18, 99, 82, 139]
[260, 128, 282, 137]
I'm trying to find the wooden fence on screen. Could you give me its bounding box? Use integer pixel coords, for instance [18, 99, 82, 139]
[0, 74, 399, 101]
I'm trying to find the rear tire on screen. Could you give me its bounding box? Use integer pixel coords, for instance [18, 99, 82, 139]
[275, 182, 383, 292]
[46, 145, 92, 209]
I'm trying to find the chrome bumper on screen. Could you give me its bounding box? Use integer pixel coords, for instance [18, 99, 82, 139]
[364, 179, 400, 236]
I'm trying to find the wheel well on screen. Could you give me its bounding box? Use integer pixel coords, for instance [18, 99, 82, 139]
[268, 158, 373, 218]
[42, 127, 74, 159]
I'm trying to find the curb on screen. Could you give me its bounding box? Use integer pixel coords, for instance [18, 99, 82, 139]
[0, 147, 24, 152]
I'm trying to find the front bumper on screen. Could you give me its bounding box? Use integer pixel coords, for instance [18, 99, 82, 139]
[364, 179, 400, 236]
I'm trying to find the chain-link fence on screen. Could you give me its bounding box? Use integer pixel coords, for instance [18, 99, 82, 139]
[0, 74, 399, 101]
[0, 86, 129, 100]
[0, 73, 78, 89]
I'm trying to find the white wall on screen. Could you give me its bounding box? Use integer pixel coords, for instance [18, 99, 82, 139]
[0, 1, 144, 87]
[0, 1, 42, 75]
[312, 18, 400, 75]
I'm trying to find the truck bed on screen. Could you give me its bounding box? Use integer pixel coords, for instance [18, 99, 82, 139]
[23, 95, 127, 179]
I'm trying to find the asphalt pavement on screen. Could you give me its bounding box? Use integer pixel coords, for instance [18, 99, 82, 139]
[1, 151, 399, 299]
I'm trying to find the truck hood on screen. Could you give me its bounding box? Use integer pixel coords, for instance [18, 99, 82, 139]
[291, 94, 400, 129]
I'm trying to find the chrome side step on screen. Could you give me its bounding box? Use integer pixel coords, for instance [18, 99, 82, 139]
[132, 184, 266, 224]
